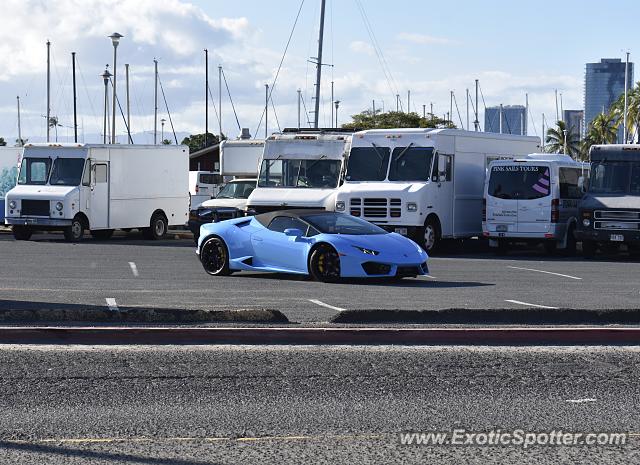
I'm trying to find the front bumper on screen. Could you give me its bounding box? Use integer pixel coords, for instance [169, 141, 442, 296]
[575, 227, 640, 244]
[5, 217, 72, 227]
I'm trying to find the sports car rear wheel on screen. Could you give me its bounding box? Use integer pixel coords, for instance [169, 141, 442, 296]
[309, 244, 341, 283]
[200, 236, 232, 276]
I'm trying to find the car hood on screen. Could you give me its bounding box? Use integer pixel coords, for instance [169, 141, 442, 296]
[333, 232, 427, 259]
[580, 194, 640, 210]
[248, 188, 336, 207]
[197, 198, 247, 209]
[7, 185, 77, 201]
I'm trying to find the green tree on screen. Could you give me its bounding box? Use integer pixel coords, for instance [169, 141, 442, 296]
[545, 120, 580, 158]
[0, 137, 6, 146]
[611, 81, 640, 142]
[341, 110, 454, 130]
[180, 132, 225, 154]
[162, 139, 172, 145]
[15, 138, 27, 146]
[582, 111, 619, 158]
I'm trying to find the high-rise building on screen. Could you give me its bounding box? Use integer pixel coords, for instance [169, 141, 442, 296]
[484, 105, 527, 135]
[584, 58, 633, 141]
[563, 110, 584, 139]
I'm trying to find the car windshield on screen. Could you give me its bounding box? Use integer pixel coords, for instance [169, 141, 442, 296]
[258, 158, 341, 188]
[302, 213, 387, 235]
[216, 181, 255, 199]
[345, 146, 390, 181]
[48, 158, 86, 186]
[487, 165, 551, 200]
[388, 146, 434, 181]
[589, 161, 640, 195]
[17, 157, 51, 185]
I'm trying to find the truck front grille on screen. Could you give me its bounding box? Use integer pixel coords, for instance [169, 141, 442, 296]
[350, 198, 402, 219]
[594, 210, 640, 230]
[21, 200, 49, 216]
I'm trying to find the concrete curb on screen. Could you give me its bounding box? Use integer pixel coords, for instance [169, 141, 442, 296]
[0, 327, 639, 345]
[0, 308, 288, 324]
[331, 308, 640, 325]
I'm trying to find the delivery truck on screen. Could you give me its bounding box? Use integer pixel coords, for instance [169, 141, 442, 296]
[5, 143, 189, 241]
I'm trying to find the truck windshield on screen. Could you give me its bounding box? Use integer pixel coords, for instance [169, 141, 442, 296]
[345, 146, 391, 181]
[48, 158, 86, 186]
[488, 165, 551, 200]
[216, 181, 256, 199]
[258, 159, 341, 188]
[17, 157, 51, 185]
[589, 161, 640, 195]
[388, 146, 434, 181]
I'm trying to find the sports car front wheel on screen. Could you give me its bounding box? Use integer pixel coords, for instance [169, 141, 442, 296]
[200, 237, 232, 276]
[309, 245, 341, 283]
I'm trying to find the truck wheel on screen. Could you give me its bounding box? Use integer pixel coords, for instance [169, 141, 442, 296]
[543, 240, 557, 255]
[90, 229, 114, 240]
[419, 217, 440, 253]
[564, 225, 577, 256]
[63, 217, 84, 242]
[144, 213, 168, 240]
[582, 240, 597, 259]
[12, 226, 33, 241]
[494, 239, 508, 256]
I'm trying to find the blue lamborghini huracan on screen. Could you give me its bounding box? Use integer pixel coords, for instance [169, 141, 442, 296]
[196, 210, 429, 282]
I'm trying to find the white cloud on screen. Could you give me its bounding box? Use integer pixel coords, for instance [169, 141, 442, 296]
[397, 32, 453, 45]
[349, 41, 375, 56]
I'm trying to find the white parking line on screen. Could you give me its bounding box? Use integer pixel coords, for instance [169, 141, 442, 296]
[507, 266, 582, 280]
[105, 298, 119, 311]
[505, 299, 559, 309]
[129, 262, 139, 277]
[566, 398, 597, 404]
[308, 299, 346, 312]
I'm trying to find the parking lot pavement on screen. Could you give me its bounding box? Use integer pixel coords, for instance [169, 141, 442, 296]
[0, 345, 638, 464]
[1, 232, 640, 323]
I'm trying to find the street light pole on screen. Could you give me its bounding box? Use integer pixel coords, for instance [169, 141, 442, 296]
[101, 67, 112, 144]
[334, 100, 340, 127]
[109, 33, 123, 144]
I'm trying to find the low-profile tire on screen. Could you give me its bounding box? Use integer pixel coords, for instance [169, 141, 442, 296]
[12, 226, 32, 241]
[200, 236, 232, 276]
[418, 217, 440, 254]
[63, 217, 84, 242]
[143, 213, 168, 240]
[582, 240, 597, 259]
[309, 244, 341, 283]
[90, 229, 114, 240]
[543, 240, 557, 255]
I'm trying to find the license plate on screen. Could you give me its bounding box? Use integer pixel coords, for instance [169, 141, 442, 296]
[610, 234, 624, 242]
[394, 227, 408, 235]
[496, 224, 508, 232]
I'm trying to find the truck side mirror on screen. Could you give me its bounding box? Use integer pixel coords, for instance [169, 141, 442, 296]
[578, 176, 587, 192]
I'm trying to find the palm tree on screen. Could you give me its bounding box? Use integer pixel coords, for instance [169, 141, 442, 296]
[545, 120, 580, 158]
[581, 111, 620, 159]
[611, 81, 640, 142]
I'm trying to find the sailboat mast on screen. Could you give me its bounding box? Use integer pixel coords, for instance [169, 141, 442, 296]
[313, 0, 326, 128]
[17, 96, 22, 146]
[46, 40, 51, 143]
[72, 52, 78, 143]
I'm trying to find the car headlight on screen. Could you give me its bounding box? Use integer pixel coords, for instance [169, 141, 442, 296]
[407, 202, 417, 212]
[583, 218, 591, 227]
[55, 201, 63, 211]
[8, 200, 16, 209]
[335, 201, 345, 212]
[353, 245, 379, 256]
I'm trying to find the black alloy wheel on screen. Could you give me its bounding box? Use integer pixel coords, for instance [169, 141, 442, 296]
[309, 244, 341, 283]
[200, 237, 232, 276]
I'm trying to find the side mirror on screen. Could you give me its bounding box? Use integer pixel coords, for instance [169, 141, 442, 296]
[284, 228, 303, 238]
[578, 176, 587, 192]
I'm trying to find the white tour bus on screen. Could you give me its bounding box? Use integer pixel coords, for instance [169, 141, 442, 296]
[246, 130, 351, 214]
[5, 143, 189, 241]
[334, 128, 540, 252]
[483, 153, 589, 254]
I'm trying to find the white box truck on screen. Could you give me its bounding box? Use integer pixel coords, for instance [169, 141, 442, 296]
[0, 146, 23, 222]
[5, 143, 189, 241]
[334, 128, 540, 252]
[219, 139, 265, 179]
[246, 130, 351, 214]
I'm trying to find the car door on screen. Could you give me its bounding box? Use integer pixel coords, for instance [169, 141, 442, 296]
[251, 216, 310, 271]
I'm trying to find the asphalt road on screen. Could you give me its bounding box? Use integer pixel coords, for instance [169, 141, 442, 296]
[0, 344, 637, 464]
[1, 231, 640, 323]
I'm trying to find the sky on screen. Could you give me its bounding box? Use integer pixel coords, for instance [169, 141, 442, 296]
[1, 0, 638, 145]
